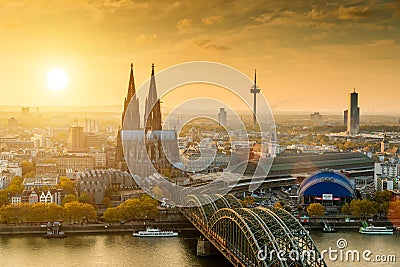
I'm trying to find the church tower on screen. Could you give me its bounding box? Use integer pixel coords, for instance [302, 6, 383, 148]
[116, 63, 141, 171]
[144, 64, 162, 133]
[122, 63, 140, 129]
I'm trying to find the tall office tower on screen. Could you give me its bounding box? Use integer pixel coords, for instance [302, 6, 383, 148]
[343, 110, 348, 127]
[68, 126, 85, 151]
[116, 63, 141, 170]
[347, 88, 360, 135]
[218, 107, 227, 126]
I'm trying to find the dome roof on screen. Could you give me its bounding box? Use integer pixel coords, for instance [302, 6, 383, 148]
[298, 170, 355, 198]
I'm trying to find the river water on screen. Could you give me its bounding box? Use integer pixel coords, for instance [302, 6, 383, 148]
[0, 230, 398, 266]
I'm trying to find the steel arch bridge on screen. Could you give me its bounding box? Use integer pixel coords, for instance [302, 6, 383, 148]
[181, 194, 327, 267]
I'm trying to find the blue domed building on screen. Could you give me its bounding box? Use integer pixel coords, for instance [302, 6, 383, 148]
[298, 170, 355, 209]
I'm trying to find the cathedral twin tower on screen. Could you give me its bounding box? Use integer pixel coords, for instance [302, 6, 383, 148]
[116, 63, 179, 173]
[122, 63, 162, 132]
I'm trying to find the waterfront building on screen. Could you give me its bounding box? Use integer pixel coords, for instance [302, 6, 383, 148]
[28, 190, 38, 204]
[375, 161, 400, 191]
[39, 191, 53, 203]
[23, 177, 59, 190]
[11, 195, 21, 205]
[298, 170, 356, 210]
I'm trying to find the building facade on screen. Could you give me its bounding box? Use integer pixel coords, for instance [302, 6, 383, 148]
[347, 89, 360, 135]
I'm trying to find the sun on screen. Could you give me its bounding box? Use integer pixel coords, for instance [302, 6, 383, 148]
[46, 68, 68, 90]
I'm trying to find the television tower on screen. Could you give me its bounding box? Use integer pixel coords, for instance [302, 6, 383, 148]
[250, 69, 260, 129]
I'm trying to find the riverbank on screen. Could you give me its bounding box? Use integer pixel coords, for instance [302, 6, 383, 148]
[0, 221, 196, 235]
[304, 219, 396, 230]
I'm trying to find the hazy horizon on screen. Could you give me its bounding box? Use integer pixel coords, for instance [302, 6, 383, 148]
[1, 104, 400, 117]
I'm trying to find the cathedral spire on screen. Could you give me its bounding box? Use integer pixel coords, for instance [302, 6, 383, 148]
[128, 62, 136, 99]
[145, 63, 162, 133]
[122, 62, 140, 129]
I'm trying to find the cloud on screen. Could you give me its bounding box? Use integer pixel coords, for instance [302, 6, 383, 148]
[202, 15, 223, 25]
[366, 39, 397, 47]
[135, 33, 158, 43]
[176, 18, 193, 33]
[307, 8, 326, 19]
[192, 38, 231, 52]
[337, 6, 371, 20]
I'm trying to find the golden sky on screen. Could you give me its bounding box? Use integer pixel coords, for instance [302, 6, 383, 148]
[0, 0, 399, 114]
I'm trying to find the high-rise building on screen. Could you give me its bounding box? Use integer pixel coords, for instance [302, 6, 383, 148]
[347, 88, 360, 135]
[68, 126, 86, 151]
[218, 108, 227, 126]
[343, 110, 348, 126]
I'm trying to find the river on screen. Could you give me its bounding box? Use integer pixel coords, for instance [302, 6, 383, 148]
[0, 230, 398, 266]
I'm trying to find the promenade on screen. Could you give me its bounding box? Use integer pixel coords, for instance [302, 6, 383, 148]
[0, 221, 195, 235]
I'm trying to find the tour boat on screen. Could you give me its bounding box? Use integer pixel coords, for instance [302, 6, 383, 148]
[359, 221, 393, 235]
[133, 227, 178, 237]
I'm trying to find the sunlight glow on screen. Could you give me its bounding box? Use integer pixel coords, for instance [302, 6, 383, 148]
[46, 68, 68, 90]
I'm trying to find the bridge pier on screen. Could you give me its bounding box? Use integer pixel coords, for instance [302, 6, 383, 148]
[197, 236, 216, 256]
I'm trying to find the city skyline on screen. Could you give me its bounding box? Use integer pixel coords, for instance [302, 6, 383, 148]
[0, 1, 399, 114]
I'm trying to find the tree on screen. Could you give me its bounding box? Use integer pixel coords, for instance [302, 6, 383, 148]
[350, 199, 377, 218]
[58, 177, 74, 194]
[64, 201, 96, 223]
[103, 207, 122, 223]
[102, 197, 111, 209]
[23, 171, 35, 178]
[341, 203, 351, 215]
[21, 161, 34, 177]
[374, 191, 391, 216]
[62, 194, 78, 206]
[274, 202, 284, 209]
[388, 200, 400, 220]
[46, 203, 63, 222]
[241, 196, 255, 208]
[307, 203, 325, 217]
[78, 192, 90, 204]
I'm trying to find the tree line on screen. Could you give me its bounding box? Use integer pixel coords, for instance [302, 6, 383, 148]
[103, 194, 159, 223]
[306, 191, 400, 219]
[0, 201, 96, 224]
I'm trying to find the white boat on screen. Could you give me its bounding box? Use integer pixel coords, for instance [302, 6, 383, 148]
[359, 221, 393, 235]
[133, 227, 178, 237]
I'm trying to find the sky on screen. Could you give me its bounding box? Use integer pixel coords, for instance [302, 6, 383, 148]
[0, 0, 399, 115]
